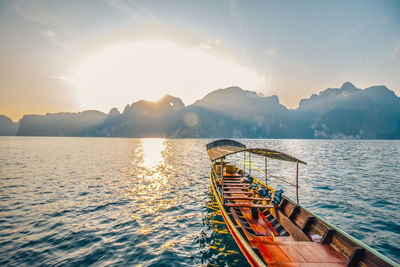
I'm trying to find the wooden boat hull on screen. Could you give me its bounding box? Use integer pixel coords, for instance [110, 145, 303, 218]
[206, 139, 397, 266]
[209, 165, 397, 267]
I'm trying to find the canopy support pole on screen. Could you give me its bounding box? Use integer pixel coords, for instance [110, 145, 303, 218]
[243, 151, 246, 173]
[296, 161, 299, 205]
[265, 156, 268, 186]
[221, 158, 224, 203]
[249, 152, 251, 178]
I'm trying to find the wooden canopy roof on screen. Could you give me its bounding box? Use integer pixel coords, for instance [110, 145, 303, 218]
[206, 139, 306, 164]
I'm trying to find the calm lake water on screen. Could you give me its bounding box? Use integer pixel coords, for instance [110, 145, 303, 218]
[0, 137, 399, 266]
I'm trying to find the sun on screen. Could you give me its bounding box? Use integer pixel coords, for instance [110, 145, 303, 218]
[69, 39, 265, 112]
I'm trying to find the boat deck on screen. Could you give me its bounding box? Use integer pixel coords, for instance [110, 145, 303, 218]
[220, 172, 347, 266]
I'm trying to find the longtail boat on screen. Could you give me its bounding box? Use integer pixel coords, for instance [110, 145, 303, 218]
[206, 139, 397, 267]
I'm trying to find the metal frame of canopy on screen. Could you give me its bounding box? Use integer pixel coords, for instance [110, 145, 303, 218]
[206, 139, 307, 204]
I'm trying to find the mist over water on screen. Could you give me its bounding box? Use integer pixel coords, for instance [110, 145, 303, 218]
[0, 137, 399, 266]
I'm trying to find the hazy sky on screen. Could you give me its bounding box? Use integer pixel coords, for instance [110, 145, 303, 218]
[1, 0, 399, 121]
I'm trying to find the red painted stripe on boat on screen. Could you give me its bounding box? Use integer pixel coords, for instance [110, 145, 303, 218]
[257, 243, 276, 264]
[258, 210, 279, 236]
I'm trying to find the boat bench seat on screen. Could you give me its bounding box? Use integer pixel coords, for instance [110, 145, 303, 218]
[223, 186, 250, 189]
[223, 190, 253, 194]
[225, 196, 271, 201]
[224, 203, 275, 209]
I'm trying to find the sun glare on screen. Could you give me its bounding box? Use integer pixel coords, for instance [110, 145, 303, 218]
[70, 39, 265, 112]
[141, 138, 165, 169]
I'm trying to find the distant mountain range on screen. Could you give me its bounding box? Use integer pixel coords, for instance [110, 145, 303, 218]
[1, 82, 400, 139]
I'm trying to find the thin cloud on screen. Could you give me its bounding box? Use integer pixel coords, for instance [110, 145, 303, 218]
[199, 39, 222, 50]
[53, 74, 73, 82]
[11, 2, 74, 47]
[41, 30, 68, 47]
[106, 0, 148, 23]
[268, 49, 279, 57]
[388, 41, 400, 60]
[228, 0, 245, 33]
[343, 24, 362, 36]
[11, 2, 50, 24]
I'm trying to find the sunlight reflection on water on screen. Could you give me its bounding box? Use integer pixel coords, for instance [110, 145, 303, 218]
[140, 138, 166, 169]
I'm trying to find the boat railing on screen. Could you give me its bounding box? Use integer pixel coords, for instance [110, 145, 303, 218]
[242, 161, 297, 187]
[210, 163, 221, 184]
